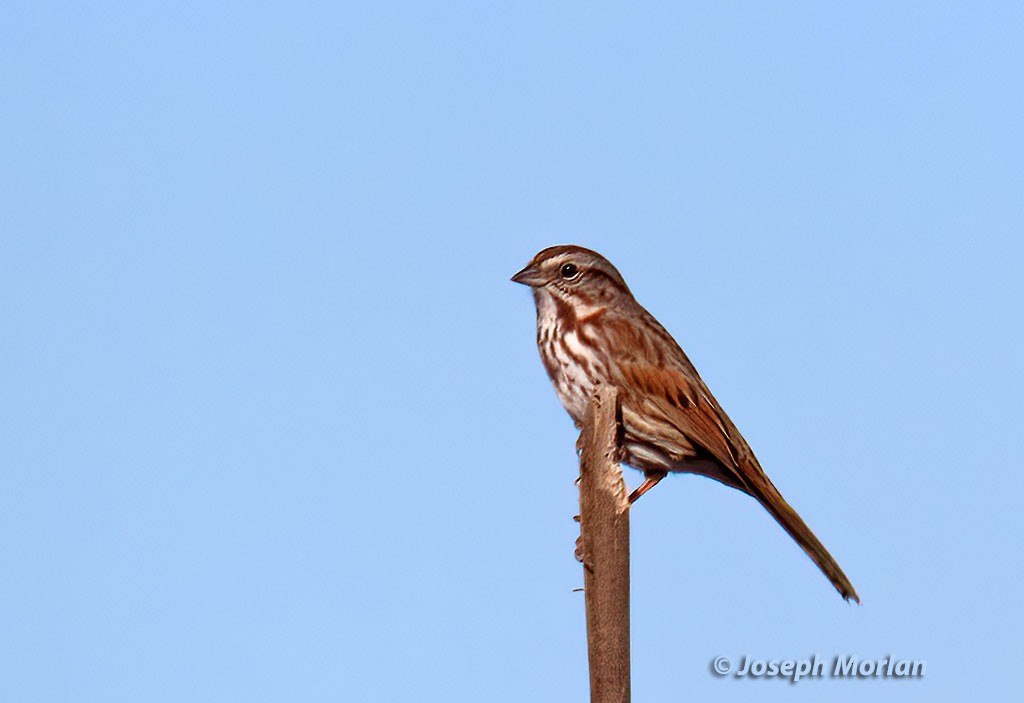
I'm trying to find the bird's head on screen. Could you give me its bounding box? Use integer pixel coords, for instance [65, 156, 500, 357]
[511, 245, 633, 310]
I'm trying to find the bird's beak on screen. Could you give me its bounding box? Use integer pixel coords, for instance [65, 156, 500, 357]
[511, 263, 546, 287]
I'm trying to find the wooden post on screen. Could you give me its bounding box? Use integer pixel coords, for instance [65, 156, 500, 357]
[578, 386, 630, 703]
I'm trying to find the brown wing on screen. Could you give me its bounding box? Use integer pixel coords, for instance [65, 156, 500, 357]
[616, 361, 748, 484]
[615, 359, 861, 603]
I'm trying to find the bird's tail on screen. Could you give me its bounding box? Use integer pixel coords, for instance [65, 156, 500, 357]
[744, 473, 860, 603]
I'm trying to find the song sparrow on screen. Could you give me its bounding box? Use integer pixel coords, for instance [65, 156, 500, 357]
[513, 245, 859, 603]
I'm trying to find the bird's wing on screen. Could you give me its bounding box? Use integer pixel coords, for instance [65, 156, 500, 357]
[616, 361, 747, 477]
[617, 359, 862, 603]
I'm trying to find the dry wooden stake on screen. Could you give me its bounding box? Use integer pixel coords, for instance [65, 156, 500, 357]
[578, 386, 630, 703]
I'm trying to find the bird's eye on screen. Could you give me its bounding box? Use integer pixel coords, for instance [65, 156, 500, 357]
[560, 262, 580, 280]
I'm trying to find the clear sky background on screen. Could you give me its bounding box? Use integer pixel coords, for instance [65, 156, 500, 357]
[2, 2, 1021, 702]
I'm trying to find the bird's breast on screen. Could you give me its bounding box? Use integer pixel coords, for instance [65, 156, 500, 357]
[536, 302, 601, 423]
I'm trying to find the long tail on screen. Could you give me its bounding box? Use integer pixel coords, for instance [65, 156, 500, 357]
[746, 474, 860, 603]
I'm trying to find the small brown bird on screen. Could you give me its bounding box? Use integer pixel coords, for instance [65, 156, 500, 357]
[513, 245, 859, 603]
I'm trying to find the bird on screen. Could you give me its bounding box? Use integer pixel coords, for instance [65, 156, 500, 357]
[512, 244, 859, 603]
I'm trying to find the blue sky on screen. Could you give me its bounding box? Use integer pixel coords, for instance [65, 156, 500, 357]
[2, 2, 1021, 701]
